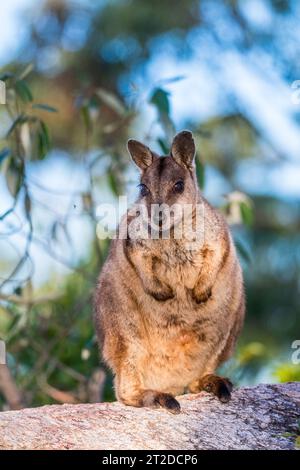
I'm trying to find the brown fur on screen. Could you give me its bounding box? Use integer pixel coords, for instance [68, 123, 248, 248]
[94, 131, 245, 412]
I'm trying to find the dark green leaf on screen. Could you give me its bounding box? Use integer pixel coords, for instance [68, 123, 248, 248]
[41, 121, 50, 147]
[0, 148, 11, 165]
[157, 138, 169, 154]
[37, 133, 46, 160]
[0, 72, 14, 82]
[32, 103, 58, 113]
[234, 237, 252, 264]
[150, 87, 170, 116]
[15, 80, 33, 103]
[240, 201, 254, 227]
[37, 121, 51, 159]
[5, 158, 23, 197]
[160, 75, 186, 85]
[80, 105, 92, 133]
[108, 170, 119, 196]
[6, 114, 28, 137]
[24, 193, 31, 216]
[51, 221, 59, 241]
[14, 286, 22, 296]
[195, 155, 205, 189]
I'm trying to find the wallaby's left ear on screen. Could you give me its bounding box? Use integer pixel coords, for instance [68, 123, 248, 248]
[171, 130, 195, 170]
[127, 139, 154, 171]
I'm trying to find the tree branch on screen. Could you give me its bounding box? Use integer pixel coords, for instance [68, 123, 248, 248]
[0, 383, 299, 450]
[0, 365, 23, 410]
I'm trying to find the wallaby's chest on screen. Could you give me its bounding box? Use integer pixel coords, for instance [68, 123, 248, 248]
[156, 256, 199, 290]
[149, 241, 203, 290]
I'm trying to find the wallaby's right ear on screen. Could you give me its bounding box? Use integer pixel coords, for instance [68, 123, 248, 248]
[171, 130, 195, 170]
[127, 139, 154, 171]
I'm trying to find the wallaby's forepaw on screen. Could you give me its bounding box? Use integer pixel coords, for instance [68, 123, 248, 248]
[142, 390, 181, 414]
[190, 287, 212, 304]
[146, 282, 174, 301]
[150, 290, 174, 301]
[195, 374, 233, 403]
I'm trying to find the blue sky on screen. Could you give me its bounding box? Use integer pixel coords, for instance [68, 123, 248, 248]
[0, 0, 36, 67]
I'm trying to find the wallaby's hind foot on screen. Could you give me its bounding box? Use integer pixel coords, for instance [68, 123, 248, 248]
[189, 374, 233, 403]
[142, 390, 181, 413]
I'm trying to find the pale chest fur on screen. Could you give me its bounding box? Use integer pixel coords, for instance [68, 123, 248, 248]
[132, 323, 210, 395]
[142, 238, 204, 290]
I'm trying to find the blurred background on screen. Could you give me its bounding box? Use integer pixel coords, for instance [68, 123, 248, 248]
[0, 0, 299, 410]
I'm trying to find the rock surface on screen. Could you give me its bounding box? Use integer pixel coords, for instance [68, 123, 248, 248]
[0, 383, 299, 450]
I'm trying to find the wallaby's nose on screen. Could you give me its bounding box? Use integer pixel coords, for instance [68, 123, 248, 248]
[153, 212, 163, 224]
[152, 205, 167, 228]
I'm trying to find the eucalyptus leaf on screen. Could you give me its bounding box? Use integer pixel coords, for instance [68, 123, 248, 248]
[15, 80, 33, 103]
[108, 170, 119, 196]
[14, 286, 22, 296]
[6, 115, 28, 137]
[157, 138, 169, 154]
[0, 148, 11, 165]
[240, 201, 254, 227]
[234, 237, 252, 264]
[160, 75, 186, 85]
[24, 193, 31, 216]
[150, 87, 170, 116]
[18, 63, 34, 81]
[51, 221, 59, 241]
[0, 72, 14, 82]
[32, 103, 58, 113]
[37, 121, 51, 159]
[195, 155, 205, 189]
[96, 88, 126, 116]
[81, 105, 92, 133]
[6, 158, 23, 197]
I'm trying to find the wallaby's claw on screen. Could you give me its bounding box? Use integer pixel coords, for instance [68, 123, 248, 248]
[200, 374, 233, 403]
[142, 391, 181, 414]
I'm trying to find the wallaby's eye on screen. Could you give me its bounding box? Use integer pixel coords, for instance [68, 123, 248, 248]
[138, 183, 150, 197]
[173, 180, 184, 193]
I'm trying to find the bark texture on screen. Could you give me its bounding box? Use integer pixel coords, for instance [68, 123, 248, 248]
[0, 383, 299, 450]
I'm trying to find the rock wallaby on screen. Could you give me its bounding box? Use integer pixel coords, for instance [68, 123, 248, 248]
[94, 130, 245, 413]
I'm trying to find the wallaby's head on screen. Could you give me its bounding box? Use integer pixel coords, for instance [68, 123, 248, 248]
[127, 131, 199, 218]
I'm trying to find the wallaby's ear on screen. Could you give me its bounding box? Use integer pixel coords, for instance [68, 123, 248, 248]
[171, 130, 195, 170]
[127, 139, 154, 171]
